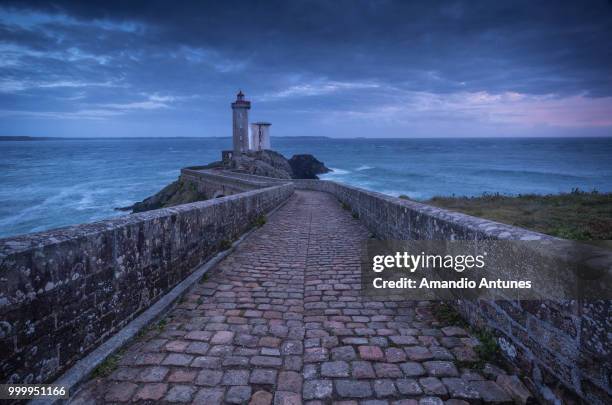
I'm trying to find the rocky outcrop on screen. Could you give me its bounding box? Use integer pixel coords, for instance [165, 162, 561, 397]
[288, 154, 331, 179]
[191, 151, 331, 180]
[122, 150, 330, 213]
[118, 179, 209, 213]
[231, 150, 293, 179]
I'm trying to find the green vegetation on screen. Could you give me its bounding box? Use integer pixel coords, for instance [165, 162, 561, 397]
[199, 272, 209, 284]
[253, 214, 267, 227]
[339, 200, 358, 218]
[156, 319, 167, 331]
[432, 303, 501, 370]
[423, 189, 612, 240]
[91, 353, 121, 378]
[219, 239, 233, 251]
[99, 317, 172, 378]
[136, 318, 168, 341]
[432, 302, 468, 328]
[472, 329, 501, 368]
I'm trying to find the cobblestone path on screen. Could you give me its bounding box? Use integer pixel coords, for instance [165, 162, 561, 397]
[71, 190, 514, 405]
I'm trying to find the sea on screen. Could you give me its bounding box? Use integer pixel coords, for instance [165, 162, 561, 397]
[1, 137, 611, 238]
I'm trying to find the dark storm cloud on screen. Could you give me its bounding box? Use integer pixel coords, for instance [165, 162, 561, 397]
[1, 0, 611, 137]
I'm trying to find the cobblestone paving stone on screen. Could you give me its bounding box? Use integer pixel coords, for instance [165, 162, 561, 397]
[70, 191, 514, 404]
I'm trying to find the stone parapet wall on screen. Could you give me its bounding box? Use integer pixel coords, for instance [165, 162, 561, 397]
[292, 179, 610, 404]
[292, 179, 552, 240]
[0, 183, 293, 385]
[180, 168, 276, 198]
[206, 170, 288, 186]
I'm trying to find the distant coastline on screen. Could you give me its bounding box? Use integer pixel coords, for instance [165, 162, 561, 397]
[3, 135, 612, 142]
[0, 135, 333, 141]
[0, 135, 236, 141]
[0, 136, 58, 141]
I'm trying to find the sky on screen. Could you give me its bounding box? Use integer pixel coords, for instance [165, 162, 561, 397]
[0, 0, 611, 138]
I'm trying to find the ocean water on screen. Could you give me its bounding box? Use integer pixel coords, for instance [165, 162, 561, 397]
[1, 137, 611, 238]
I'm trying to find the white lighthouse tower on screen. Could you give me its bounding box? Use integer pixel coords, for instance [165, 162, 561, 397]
[231, 90, 250, 155]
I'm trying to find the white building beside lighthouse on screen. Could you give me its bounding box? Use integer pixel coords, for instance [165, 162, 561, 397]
[250, 122, 271, 151]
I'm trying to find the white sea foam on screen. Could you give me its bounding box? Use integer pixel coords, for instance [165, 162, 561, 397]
[113, 198, 136, 208]
[356, 165, 373, 171]
[159, 169, 179, 176]
[75, 192, 96, 210]
[0, 186, 78, 228]
[324, 167, 350, 176]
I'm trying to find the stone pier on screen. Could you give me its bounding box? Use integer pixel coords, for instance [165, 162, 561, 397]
[69, 191, 515, 404]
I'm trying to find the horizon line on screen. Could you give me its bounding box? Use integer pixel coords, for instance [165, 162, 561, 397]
[2, 135, 612, 141]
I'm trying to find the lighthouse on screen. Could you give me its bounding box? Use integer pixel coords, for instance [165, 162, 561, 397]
[231, 90, 251, 155]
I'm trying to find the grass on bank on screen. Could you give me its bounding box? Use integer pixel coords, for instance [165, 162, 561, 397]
[400, 189, 611, 241]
